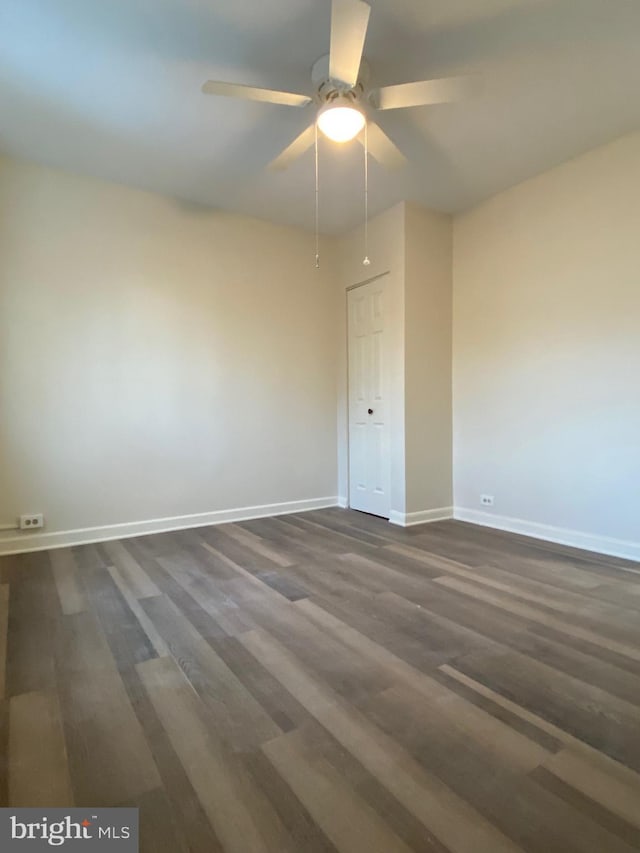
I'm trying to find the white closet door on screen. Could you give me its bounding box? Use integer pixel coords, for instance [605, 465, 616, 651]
[347, 277, 391, 518]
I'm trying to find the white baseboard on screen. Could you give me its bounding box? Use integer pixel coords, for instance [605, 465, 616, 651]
[0, 496, 340, 556]
[337, 496, 349, 508]
[389, 506, 454, 527]
[454, 508, 640, 564]
[6, 497, 635, 564]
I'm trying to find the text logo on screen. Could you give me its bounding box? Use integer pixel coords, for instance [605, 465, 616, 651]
[0, 809, 138, 851]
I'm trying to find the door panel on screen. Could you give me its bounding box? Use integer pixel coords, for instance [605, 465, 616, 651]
[372, 330, 383, 401]
[347, 277, 391, 518]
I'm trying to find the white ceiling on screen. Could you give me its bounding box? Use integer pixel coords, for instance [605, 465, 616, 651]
[1, 0, 639, 233]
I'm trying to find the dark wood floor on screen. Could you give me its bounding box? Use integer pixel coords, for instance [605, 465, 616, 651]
[1, 509, 639, 852]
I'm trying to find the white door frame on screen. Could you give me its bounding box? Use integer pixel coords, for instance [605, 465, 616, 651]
[346, 273, 392, 518]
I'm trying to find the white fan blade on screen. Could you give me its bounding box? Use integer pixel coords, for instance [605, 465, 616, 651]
[202, 80, 311, 107]
[269, 125, 316, 171]
[358, 122, 406, 170]
[371, 76, 474, 111]
[330, 0, 371, 87]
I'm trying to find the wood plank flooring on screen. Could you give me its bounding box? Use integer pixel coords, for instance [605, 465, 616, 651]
[1, 509, 639, 852]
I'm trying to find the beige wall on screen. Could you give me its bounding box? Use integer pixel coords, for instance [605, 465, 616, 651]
[0, 156, 338, 548]
[453, 132, 640, 552]
[5, 129, 636, 554]
[404, 203, 453, 516]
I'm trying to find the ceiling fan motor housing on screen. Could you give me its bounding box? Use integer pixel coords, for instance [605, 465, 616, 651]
[311, 54, 369, 104]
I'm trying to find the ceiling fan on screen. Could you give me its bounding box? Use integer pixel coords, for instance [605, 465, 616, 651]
[201, 0, 472, 171]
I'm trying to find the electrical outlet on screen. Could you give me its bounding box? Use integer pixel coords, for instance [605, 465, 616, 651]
[480, 495, 494, 507]
[20, 513, 44, 530]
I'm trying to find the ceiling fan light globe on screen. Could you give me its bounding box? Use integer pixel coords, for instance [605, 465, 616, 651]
[317, 103, 365, 143]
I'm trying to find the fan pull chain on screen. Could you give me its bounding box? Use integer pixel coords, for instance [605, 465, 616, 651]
[363, 120, 370, 266]
[314, 121, 320, 268]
